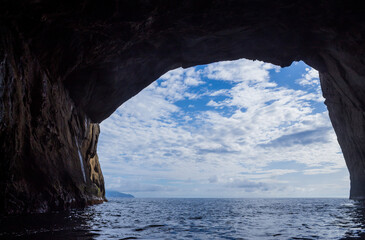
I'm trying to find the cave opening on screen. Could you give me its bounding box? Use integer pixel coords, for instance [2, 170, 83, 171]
[97, 58, 349, 198]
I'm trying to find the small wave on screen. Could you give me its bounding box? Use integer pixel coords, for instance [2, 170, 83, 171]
[134, 224, 165, 232]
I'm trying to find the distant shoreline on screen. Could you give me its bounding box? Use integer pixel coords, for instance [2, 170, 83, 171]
[105, 190, 135, 198]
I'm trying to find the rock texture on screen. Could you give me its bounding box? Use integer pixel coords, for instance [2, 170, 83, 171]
[1, 0, 365, 213]
[0, 30, 105, 214]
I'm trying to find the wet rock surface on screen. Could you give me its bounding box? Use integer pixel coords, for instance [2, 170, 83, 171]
[1, 0, 365, 213]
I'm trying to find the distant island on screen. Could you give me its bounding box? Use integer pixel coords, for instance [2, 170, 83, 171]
[105, 190, 135, 198]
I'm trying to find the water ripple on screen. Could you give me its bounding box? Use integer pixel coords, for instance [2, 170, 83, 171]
[2, 198, 365, 239]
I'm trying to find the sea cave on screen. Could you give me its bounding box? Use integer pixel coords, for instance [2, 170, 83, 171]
[1, 0, 365, 215]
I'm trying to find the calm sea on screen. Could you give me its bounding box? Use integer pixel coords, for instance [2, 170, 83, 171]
[1, 198, 365, 239]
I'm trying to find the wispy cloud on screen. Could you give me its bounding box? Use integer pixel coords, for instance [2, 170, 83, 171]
[225, 179, 271, 192]
[259, 127, 332, 148]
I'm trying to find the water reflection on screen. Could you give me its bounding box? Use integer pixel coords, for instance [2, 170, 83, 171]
[341, 201, 365, 239]
[0, 209, 97, 240]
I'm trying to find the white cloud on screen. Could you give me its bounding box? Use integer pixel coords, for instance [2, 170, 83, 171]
[297, 67, 320, 86]
[98, 59, 348, 198]
[295, 67, 324, 102]
[209, 89, 230, 97]
[204, 59, 279, 83]
[206, 100, 221, 107]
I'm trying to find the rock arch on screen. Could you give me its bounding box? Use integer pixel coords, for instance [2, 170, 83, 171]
[1, 0, 365, 214]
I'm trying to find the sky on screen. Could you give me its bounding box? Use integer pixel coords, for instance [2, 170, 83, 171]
[97, 58, 350, 198]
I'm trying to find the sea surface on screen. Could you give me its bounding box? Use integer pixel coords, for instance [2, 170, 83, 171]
[1, 198, 365, 239]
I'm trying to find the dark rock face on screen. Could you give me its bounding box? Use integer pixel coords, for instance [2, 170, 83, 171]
[0, 30, 105, 214]
[1, 0, 365, 213]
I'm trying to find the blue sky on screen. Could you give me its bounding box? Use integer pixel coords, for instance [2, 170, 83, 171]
[98, 59, 349, 198]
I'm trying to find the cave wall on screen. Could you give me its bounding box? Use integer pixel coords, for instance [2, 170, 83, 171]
[1, 0, 365, 213]
[0, 29, 105, 214]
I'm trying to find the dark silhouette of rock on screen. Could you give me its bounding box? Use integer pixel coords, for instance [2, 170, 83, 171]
[1, 0, 365, 213]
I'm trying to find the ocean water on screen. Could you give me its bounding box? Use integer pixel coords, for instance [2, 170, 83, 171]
[1, 198, 365, 239]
